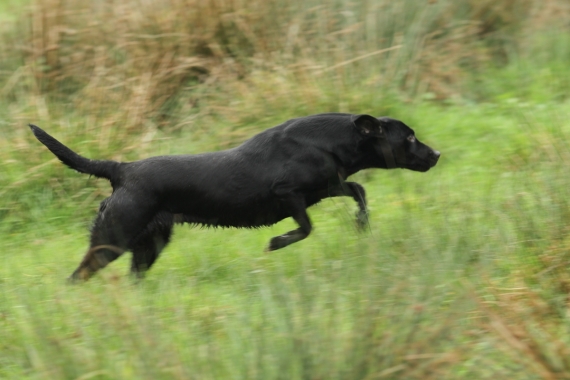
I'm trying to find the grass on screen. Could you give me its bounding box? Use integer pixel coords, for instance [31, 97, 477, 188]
[3, 0, 570, 378]
[5, 101, 570, 378]
[0, 182, 481, 379]
[4, 101, 570, 378]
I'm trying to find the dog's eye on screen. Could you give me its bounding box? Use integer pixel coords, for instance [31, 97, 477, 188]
[407, 135, 416, 142]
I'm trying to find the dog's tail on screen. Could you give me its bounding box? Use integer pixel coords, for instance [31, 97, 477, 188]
[29, 124, 120, 183]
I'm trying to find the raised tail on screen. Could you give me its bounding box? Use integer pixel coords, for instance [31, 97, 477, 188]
[29, 124, 120, 183]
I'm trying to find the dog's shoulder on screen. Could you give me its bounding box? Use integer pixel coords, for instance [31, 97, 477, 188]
[236, 113, 367, 162]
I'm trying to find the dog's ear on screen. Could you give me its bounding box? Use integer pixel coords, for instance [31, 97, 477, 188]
[351, 114, 384, 137]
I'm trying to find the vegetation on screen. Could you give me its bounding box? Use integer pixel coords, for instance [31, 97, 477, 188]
[2, 0, 570, 378]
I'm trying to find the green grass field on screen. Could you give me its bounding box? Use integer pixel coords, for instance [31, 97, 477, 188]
[3, 0, 570, 378]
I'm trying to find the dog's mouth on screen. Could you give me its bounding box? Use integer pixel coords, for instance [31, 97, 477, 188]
[413, 164, 432, 172]
[405, 150, 440, 172]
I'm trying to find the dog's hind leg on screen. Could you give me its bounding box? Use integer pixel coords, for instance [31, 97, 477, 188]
[130, 212, 174, 277]
[267, 195, 313, 251]
[69, 192, 159, 282]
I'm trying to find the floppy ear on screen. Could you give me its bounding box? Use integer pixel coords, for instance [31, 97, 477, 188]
[351, 114, 384, 137]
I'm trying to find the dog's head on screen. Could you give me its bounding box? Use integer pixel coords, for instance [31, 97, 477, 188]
[352, 115, 440, 172]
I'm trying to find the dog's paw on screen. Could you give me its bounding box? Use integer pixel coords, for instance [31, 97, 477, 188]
[266, 233, 294, 251]
[266, 236, 285, 251]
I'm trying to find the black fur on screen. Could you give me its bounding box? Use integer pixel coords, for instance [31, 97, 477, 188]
[29, 113, 440, 281]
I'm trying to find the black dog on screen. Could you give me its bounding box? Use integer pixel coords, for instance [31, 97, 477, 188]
[30, 113, 440, 281]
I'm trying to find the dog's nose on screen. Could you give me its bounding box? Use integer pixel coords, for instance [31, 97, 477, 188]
[431, 150, 440, 158]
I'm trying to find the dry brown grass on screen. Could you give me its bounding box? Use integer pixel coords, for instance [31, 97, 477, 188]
[1, 0, 564, 136]
[478, 279, 570, 379]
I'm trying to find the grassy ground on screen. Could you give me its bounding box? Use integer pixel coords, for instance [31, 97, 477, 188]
[3, 0, 570, 379]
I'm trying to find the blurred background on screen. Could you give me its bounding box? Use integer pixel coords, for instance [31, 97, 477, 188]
[2, 0, 570, 379]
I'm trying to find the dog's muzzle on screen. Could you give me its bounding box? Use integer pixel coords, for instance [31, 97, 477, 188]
[429, 150, 441, 167]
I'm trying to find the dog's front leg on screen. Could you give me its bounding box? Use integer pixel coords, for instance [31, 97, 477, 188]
[311, 182, 369, 231]
[344, 182, 369, 231]
[266, 195, 312, 251]
[333, 181, 369, 231]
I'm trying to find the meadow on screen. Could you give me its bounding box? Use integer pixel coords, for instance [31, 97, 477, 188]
[2, 0, 570, 378]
